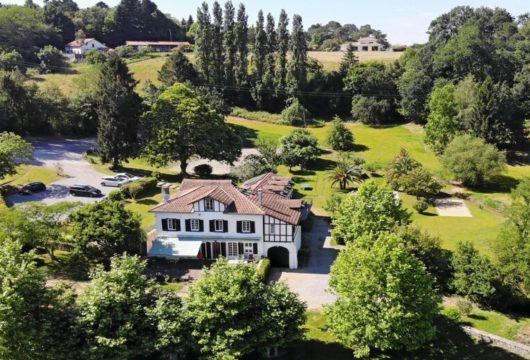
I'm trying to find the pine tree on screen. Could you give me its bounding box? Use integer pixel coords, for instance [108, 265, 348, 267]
[223, 1, 237, 87]
[340, 43, 358, 74]
[211, 1, 224, 86]
[158, 49, 198, 86]
[195, 2, 213, 83]
[252, 10, 267, 107]
[276, 10, 289, 95]
[235, 4, 249, 87]
[287, 14, 307, 95]
[96, 53, 141, 168]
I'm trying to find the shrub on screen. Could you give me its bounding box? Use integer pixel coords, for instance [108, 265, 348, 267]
[256, 258, 271, 281]
[456, 298, 473, 316]
[138, 46, 154, 57]
[413, 198, 430, 214]
[230, 107, 283, 124]
[121, 177, 157, 199]
[84, 50, 107, 64]
[193, 164, 213, 177]
[114, 45, 136, 58]
[281, 98, 310, 126]
[37, 45, 67, 74]
[351, 95, 392, 125]
[327, 116, 355, 151]
[365, 162, 384, 175]
[107, 190, 124, 201]
[444, 308, 461, 322]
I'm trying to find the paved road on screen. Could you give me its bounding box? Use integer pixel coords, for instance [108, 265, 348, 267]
[7, 139, 110, 206]
[270, 216, 339, 310]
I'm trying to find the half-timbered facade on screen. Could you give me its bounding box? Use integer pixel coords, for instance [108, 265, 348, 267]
[149, 174, 305, 269]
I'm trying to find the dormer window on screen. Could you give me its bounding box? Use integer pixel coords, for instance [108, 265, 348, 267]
[204, 198, 214, 211]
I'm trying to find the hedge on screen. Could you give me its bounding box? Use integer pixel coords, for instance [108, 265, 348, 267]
[120, 177, 158, 199]
[256, 258, 271, 281]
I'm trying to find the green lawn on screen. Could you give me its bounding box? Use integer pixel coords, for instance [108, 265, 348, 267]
[0, 165, 60, 187]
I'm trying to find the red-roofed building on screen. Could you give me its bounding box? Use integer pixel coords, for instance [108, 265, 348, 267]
[149, 173, 307, 269]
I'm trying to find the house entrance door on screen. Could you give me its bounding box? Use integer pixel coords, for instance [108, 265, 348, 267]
[243, 243, 254, 260]
[227, 242, 239, 260]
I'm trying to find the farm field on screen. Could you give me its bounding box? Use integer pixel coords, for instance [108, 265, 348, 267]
[227, 117, 530, 257]
[30, 50, 403, 97]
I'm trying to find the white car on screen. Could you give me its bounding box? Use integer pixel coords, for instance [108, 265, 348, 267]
[115, 173, 141, 182]
[100, 176, 130, 187]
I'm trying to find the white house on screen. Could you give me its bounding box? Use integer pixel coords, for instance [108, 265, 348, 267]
[148, 173, 307, 269]
[340, 34, 385, 52]
[64, 38, 108, 55]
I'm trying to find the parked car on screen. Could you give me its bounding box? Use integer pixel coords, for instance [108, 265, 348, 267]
[69, 185, 102, 197]
[115, 173, 141, 182]
[100, 176, 130, 187]
[19, 182, 46, 195]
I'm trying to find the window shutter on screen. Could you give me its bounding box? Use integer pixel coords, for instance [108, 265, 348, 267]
[238, 242, 244, 255]
[221, 243, 227, 257]
[236, 221, 242, 233]
[162, 219, 168, 231]
[175, 219, 181, 231]
[250, 221, 255, 233]
[253, 243, 258, 254]
[209, 220, 215, 232]
[199, 220, 204, 232]
[223, 220, 228, 233]
[185, 220, 190, 232]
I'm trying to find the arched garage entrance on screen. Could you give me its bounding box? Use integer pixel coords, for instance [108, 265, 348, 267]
[267, 246, 290, 268]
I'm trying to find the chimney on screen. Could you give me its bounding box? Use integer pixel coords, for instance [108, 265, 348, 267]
[258, 188, 263, 207]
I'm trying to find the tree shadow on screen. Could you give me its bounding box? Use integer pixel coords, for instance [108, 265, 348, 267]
[309, 157, 338, 172]
[291, 169, 316, 176]
[351, 143, 370, 152]
[468, 314, 488, 321]
[470, 175, 519, 195]
[135, 198, 158, 206]
[229, 123, 258, 147]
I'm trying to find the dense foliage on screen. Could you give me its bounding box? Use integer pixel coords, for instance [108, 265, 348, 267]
[0, 132, 33, 179]
[280, 128, 319, 170]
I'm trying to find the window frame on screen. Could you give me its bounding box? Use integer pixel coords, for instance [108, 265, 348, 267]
[241, 221, 251, 233]
[204, 198, 214, 211]
[214, 219, 224, 232]
[270, 224, 275, 235]
[190, 219, 200, 232]
[167, 219, 179, 231]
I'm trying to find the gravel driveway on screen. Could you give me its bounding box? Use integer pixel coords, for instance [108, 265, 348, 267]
[180, 148, 260, 175]
[270, 216, 339, 310]
[7, 138, 109, 206]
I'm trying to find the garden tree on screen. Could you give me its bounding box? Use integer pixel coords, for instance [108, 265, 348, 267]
[453, 75, 479, 126]
[0, 50, 24, 72]
[83, 49, 106, 64]
[496, 178, 530, 296]
[234, 4, 249, 87]
[287, 14, 307, 94]
[281, 97, 309, 125]
[280, 128, 319, 170]
[386, 149, 441, 198]
[0, 202, 78, 260]
[95, 53, 142, 168]
[442, 134, 506, 187]
[513, 64, 530, 119]
[230, 154, 272, 181]
[427, 6, 474, 47]
[328, 157, 363, 190]
[339, 43, 358, 74]
[0, 6, 60, 61]
[0, 132, 33, 179]
[211, 1, 224, 86]
[79, 255, 189, 359]
[396, 226, 453, 291]
[326, 233, 440, 358]
[465, 77, 524, 148]
[43, 0, 78, 43]
[73, 4, 110, 42]
[141, 83, 241, 175]
[37, 45, 67, 74]
[452, 241, 499, 305]
[187, 260, 306, 359]
[345, 62, 398, 124]
[158, 49, 198, 86]
[327, 116, 354, 151]
[425, 83, 458, 154]
[222, 0, 237, 87]
[251, 10, 267, 107]
[331, 180, 411, 244]
[195, 2, 213, 83]
[275, 9, 289, 94]
[397, 69, 432, 123]
[255, 137, 282, 168]
[69, 199, 144, 268]
[0, 240, 80, 360]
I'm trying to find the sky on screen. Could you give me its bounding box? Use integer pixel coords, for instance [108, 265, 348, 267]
[4, 0, 529, 44]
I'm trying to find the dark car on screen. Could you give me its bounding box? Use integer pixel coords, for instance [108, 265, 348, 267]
[69, 185, 102, 197]
[19, 182, 46, 195]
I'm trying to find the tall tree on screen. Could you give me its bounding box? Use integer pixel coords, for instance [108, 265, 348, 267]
[211, 1, 224, 86]
[425, 83, 458, 154]
[287, 14, 307, 95]
[195, 2, 213, 84]
[263, 13, 277, 93]
[157, 49, 198, 86]
[339, 43, 358, 74]
[234, 4, 249, 87]
[326, 233, 440, 358]
[251, 10, 267, 107]
[95, 53, 141, 168]
[222, 1, 237, 87]
[0, 132, 33, 179]
[275, 9, 289, 95]
[141, 83, 241, 175]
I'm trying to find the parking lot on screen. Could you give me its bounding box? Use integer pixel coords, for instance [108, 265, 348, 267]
[7, 139, 110, 206]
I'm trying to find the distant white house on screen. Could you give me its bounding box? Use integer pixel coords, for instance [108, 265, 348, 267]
[340, 34, 385, 52]
[64, 38, 108, 55]
[148, 173, 309, 269]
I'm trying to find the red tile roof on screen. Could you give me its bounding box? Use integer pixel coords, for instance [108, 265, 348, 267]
[151, 177, 303, 225]
[241, 172, 294, 195]
[66, 38, 97, 47]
